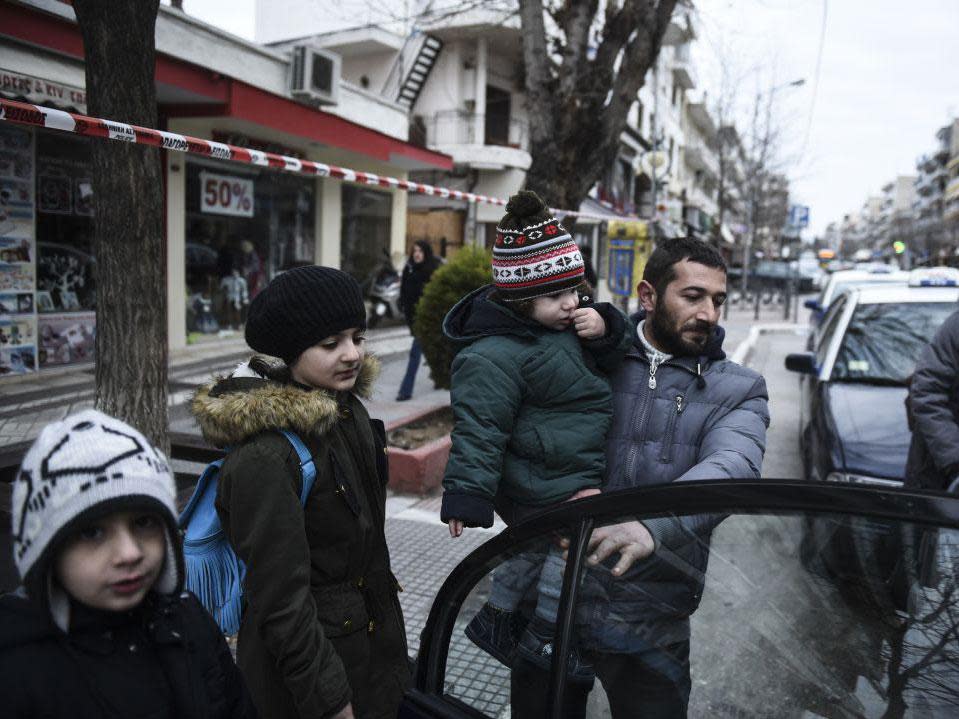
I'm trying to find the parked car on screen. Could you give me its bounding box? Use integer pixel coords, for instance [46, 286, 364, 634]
[785, 267, 959, 607]
[804, 266, 909, 327]
[399, 481, 959, 718]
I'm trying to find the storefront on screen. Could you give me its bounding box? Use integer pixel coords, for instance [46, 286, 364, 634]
[0, 110, 98, 375]
[1, 0, 453, 374]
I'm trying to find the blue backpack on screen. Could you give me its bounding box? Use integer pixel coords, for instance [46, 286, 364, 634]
[178, 430, 317, 635]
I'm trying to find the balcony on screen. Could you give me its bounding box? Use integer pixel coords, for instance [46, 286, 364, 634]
[946, 176, 959, 203]
[683, 138, 719, 180]
[424, 110, 531, 170]
[672, 45, 695, 89]
[686, 101, 716, 137]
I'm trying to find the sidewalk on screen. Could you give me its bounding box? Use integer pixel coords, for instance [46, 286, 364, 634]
[0, 323, 422, 449]
[0, 298, 805, 450]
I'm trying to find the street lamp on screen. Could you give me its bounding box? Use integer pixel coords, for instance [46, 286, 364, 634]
[741, 77, 806, 297]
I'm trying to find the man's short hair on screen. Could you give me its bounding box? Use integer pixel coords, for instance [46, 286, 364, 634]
[642, 238, 727, 295]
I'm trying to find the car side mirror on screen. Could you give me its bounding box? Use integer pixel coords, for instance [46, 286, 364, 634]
[785, 353, 817, 375]
[804, 299, 821, 311]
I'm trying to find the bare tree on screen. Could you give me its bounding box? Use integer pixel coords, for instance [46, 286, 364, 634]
[73, 0, 168, 450]
[518, 0, 680, 210]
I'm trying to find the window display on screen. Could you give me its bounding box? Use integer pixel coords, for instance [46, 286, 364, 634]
[0, 123, 36, 374]
[184, 161, 315, 340]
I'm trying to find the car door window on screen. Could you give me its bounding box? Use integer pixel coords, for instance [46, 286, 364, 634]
[404, 488, 959, 719]
[570, 508, 959, 717]
[815, 295, 848, 366]
[436, 531, 576, 717]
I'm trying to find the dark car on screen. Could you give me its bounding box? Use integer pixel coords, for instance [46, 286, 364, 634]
[786, 273, 959, 606]
[398, 482, 959, 718]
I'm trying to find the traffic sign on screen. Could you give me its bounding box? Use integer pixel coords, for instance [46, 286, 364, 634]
[788, 204, 810, 228]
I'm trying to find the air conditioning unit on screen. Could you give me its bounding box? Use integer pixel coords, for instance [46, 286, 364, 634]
[290, 45, 340, 106]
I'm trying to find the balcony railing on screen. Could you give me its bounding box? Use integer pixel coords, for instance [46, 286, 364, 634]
[425, 110, 530, 151]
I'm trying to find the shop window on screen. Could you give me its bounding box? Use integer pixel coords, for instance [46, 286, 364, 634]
[35, 132, 97, 369]
[184, 161, 315, 341]
[341, 185, 392, 284]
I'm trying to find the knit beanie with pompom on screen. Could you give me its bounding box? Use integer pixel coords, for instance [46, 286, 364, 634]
[491, 190, 585, 302]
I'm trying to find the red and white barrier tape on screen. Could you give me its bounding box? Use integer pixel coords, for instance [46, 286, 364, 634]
[0, 98, 639, 223]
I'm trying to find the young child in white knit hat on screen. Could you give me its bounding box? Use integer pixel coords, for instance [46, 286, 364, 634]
[0, 409, 256, 718]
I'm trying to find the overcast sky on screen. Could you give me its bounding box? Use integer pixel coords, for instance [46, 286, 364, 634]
[178, 0, 959, 239]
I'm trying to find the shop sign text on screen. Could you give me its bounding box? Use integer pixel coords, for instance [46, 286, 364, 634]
[200, 172, 254, 218]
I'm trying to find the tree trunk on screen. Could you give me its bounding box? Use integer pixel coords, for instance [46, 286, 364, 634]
[73, 0, 168, 451]
[519, 0, 678, 213]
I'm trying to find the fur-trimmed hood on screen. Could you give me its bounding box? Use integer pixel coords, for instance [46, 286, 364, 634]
[191, 354, 380, 448]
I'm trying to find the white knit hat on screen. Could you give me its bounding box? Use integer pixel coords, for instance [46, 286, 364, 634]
[11, 409, 181, 630]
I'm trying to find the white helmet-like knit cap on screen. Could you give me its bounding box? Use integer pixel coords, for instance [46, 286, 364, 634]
[11, 409, 180, 628]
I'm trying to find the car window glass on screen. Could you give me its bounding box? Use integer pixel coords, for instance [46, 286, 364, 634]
[563, 509, 959, 718]
[439, 531, 576, 717]
[815, 296, 847, 365]
[832, 302, 956, 384]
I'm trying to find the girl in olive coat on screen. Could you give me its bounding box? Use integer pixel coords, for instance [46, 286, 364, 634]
[192, 266, 409, 719]
[440, 192, 632, 681]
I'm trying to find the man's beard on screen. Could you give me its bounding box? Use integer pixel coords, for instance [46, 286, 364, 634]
[648, 303, 714, 357]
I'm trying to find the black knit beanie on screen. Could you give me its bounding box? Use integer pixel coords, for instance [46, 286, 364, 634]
[245, 265, 366, 365]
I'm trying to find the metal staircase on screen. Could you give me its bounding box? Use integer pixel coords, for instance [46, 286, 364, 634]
[383, 33, 443, 110]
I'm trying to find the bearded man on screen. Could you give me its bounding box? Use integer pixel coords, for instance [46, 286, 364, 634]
[511, 238, 770, 718]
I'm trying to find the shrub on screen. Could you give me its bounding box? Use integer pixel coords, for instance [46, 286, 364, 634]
[413, 246, 491, 389]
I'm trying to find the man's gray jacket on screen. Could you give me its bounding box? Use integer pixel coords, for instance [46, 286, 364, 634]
[906, 309, 959, 491]
[579, 312, 770, 652]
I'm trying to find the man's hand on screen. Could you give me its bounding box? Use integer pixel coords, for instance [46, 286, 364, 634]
[448, 519, 464, 537]
[578, 520, 655, 576]
[331, 703, 355, 719]
[573, 307, 606, 340]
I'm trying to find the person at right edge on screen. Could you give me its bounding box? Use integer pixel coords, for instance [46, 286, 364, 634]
[905, 307, 959, 493]
[511, 238, 770, 718]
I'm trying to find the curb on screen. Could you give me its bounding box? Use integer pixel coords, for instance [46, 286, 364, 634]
[731, 323, 808, 366]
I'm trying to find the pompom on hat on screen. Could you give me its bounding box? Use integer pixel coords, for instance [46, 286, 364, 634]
[492, 190, 585, 302]
[12, 409, 182, 631]
[245, 265, 367, 365]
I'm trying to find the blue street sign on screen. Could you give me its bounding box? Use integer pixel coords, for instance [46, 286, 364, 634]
[789, 204, 810, 229]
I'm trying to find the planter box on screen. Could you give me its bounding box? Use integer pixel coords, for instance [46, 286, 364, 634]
[386, 405, 452, 495]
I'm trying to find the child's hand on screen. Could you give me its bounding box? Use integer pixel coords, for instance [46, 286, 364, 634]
[448, 519, 464, 537]
[573, 307, 606, 340]
[566, 488, 601, 502]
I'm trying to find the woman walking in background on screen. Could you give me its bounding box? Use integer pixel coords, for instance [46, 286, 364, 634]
[396, 240, 442, 401]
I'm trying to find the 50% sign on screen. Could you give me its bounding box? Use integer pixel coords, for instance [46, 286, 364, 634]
[200, 171, 255, 217]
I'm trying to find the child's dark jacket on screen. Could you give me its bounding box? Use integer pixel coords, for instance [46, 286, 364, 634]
[0, 589, 256, 719]
[191, 354, 409, 719]
[440, 285, 633, 528]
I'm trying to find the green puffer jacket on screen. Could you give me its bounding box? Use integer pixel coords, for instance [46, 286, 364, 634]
[192, 355, 409, 719]
[440, 286, 633, 528]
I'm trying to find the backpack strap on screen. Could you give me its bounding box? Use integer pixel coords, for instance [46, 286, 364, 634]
[277, 430, 317, 505]
[178, 458, 225, 528]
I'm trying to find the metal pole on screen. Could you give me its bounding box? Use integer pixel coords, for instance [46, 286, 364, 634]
[754, 283, 761, 320]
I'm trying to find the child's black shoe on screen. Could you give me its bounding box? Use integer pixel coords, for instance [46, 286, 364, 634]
[464, 603, 520, 667]
[516, 618, 595, 683]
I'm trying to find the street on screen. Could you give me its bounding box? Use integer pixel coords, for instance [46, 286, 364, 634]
[0, 306, 942, 718]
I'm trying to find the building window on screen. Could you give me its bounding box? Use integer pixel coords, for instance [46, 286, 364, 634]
[341, 185, 393, 284]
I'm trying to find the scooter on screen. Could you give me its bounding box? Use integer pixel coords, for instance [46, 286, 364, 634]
[366, 251, 401, 329]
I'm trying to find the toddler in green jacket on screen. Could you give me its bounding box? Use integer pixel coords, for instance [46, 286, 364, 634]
[440, 191, 632, 682]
